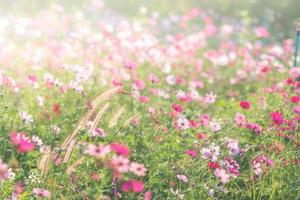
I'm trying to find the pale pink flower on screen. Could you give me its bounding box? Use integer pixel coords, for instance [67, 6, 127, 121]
[32, 188, 51, 198]
[176, 174, 188, 183]
[214, 168, 230, 184]
[174, 117, 190, 131]
[85, 144, 111, 159]
[0, 159, 9, 181]
[255, 26, 269, 38]
[19, 111, 33, 124]
[234, 113, 246, 127]
[203, 92, 217, 104]
[111, 155, 130, 173]
[130, 162, 147, 177]
[210, 121, 221, 132]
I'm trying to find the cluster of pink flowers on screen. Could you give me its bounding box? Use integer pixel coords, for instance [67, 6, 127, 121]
[252, 155, 275, 176]
[234, 113, 263, 135]
[85, 142, 146, 193]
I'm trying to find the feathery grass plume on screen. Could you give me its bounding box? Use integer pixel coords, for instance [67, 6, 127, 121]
[108, 105, 125, 128]
[66, 157, 85, 175]
[38, 146, 51, 177]
[91, 87, 121, 107]
[122, 113, 140, 128]
[88, 102, 110, 134]
[61, 87, 120, 149]
[61, 109, 94, 150]
[63, 139, 77, 163]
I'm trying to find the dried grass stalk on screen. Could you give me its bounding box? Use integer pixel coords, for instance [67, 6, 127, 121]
[63, 139, 77, 163]
[88, 102, 110, 133]
[108, 105, 125, 128]
[61, 87, 119, 149]
[91, 87, 120, 107]
[38, 147, 51, 176]
[122, 113, 140, 128]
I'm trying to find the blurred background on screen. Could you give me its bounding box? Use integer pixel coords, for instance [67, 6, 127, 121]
[0, 0, 299, 39]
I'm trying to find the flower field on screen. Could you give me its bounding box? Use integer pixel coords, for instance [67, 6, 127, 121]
[0, 1, 299, 199]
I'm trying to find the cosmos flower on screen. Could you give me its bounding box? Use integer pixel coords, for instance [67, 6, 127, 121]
[122, 179, 144, 193]
[203, 92, 217, 104]
[240, 101, 250, 110]
[110, 143, 130, 156]
[271, 111, 283, 125]
[19, 111, 34, 124]
[10, 131, 35, 153]
[111, 155, 130, 173]
[32, 188, 51, 198]
[185, 149, 197, 158]
[130, 162, 147, 177]
[176, 174, 188, 183]
[174, 117, 190, 131]
[85, 144, 111, 159]
[0, 159, 9, 181]
[214, 168, 230, 184]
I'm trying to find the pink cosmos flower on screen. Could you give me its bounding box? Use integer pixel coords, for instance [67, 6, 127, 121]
[144, 191, 152, 200]
[252, 155, 274, 176]
[85, 144, 111, 159]
[176, 174, 188, 183]
[32, 188, 51, 198]
[203, 92, 217, 104]
[174, 117, 190, 131]
[139, 95, 150, 103]
[10, 131, 35, 153]
[185, 149, 197, 158]
[91, 127, 106, 138]
[210, 121, 221, 132]
[0, 159, 9, 180]
[111, 155, 130, 173]
[224, 157, 240, 177]
[291, 96, 300, 103]
[19, 111, 33, 124]
[255, 26, 269, 38]
[124, 59, 137, 70]
[148, 74, 159, 83]
[235, 113, 246, 127]
[226, 139, 241, 156]
[214, 168, 230, 184]
[246, 122, 263, 135]
[240, 101, 250, 110]
[172, 103, 183, 113]
[134, 79, 146, 90]
[293, 106, 300, 115]
[199, 114, 210, 126]
[130, 162, 147, 177]
[271, 111, 283, 125]
[110, 143, 130, 156]
[122, 180, 144, 193]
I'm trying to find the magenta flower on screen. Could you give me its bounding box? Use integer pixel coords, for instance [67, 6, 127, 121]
[10, 131, 35, 153]
[185, 149, 197, 158]
[122, 179, 144, 193]
[110, 143, 130, 156]
[271, 111, 283, 125]
[240, 101, 250, 110]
